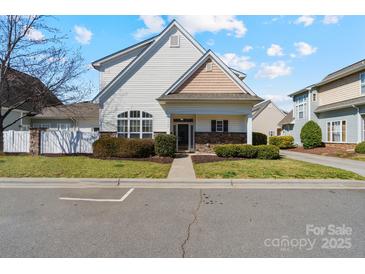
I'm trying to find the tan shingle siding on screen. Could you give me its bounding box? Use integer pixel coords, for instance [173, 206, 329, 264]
[176, 60, 243, 94]
[318, 70, 364, 105]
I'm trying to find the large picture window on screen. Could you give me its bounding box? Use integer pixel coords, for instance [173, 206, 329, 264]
[117, 110, 153, 139]
[327, 120, 347, 143]
[294, 94, 307, 119]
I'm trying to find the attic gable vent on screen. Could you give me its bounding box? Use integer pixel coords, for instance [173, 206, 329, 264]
[170, 35, 180, 48]
[206, 61, 213, 72]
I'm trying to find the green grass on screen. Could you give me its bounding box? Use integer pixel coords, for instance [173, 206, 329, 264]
[194, 158, 364, 180]
[350, 155, 365, 162]
[0, 156, 171, 178]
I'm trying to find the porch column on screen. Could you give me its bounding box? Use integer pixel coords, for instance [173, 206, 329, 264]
[247, 113, 253, 145]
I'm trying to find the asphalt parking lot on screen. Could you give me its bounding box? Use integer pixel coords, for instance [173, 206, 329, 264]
[0, 187, 364, 257]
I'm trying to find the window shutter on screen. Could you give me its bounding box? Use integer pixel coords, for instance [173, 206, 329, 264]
[223, 120, 229, 132]
[211, 120, 216, 132]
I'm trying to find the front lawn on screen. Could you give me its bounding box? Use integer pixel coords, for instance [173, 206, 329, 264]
[288, 147, 365, 162]
[194, 158, 364, 180]
[0, 156, 171, 178]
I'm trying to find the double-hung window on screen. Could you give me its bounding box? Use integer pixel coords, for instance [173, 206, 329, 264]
[327, 120, 347, 143]
[117, 110, 153, 139]
[294, 94, 307, 119]
[216, 120, 224, 132]
[361, 72, 365, 95]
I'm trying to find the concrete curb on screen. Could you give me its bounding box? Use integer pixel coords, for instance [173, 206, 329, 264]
[0, 177, 365, 189]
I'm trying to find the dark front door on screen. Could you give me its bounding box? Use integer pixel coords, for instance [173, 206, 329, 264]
[177, 124, 189, 151]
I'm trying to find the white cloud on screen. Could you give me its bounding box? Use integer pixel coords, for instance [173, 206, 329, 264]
[256, 61, 292, 79]
[134, 15, 166, 40]
[170, 15, 247, 38]
[26, 27, 44, 41]
[74, 25, 93, 45]
[294, 15, 315, 27]
[242, 45, 253, 53]
[323, 16, 343, 25]
[267, 44, 284, 56]
[206, 39, 215, 46]
[220, 53, 255, 71]
[294, 42, 317, 56]
[263, 94, 292, 111]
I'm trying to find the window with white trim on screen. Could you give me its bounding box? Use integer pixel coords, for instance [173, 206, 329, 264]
[294, 94, 307, 119]
[117, 110, 153, 139]
[361, 72, 365, 95]
[170, 35, 180, 48]
[327, 120, 347, 143]
[57, 123, 71, 130]
[216, 120, 223, 132]
[312, 92, 317, 102]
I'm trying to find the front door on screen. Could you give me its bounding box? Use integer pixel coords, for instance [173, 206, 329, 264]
[177, 124, 189, 151]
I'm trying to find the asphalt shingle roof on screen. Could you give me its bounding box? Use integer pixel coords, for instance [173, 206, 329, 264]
[34, 102, 99, 120]
[157, 93, 263, 101]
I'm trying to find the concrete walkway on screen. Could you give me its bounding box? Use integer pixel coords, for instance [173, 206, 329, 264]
[281, 150, 365, 177]
[167, 154, 196, 180]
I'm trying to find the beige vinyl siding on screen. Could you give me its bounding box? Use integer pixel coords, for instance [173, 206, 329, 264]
[176, 60, 243, 94]
[99, 45, 147, 90]
[253, 102, 286, 136]
[196, 114, 246, 132]
[318, 70, 364, 105]
[99, 27, 203, 133]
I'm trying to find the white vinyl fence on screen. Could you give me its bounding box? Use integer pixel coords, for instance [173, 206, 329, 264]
[3, 130, 30, 153]
[40, 131, 99, 154]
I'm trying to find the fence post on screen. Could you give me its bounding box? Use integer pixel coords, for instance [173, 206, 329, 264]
[29, 128, 42, 156]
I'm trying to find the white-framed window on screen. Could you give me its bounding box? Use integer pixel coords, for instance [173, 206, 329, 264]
[327, 120, 347, 143]
[170, 35, 180, 48]
[34, 123, 50, 129]
[216, 120, 223, 132]
[294, 94, 307, 119]
[312, 92, 317, 102]
[117, 110, 153, 139]
[57, 123, 71, 130]
[206, 61, 213, 72]
[360, 72, 365, 95]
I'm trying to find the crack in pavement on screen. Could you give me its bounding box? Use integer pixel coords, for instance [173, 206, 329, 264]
[180, 189, 203, 258]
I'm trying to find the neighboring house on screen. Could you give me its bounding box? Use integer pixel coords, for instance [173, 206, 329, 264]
[252, 100, 286, 137]
[289, 59, 365, 146]
[278, 110, 294, 136]
[92, 20, 262, 152]
[30, 102, 99, 132]
[0, 68, 61, 131]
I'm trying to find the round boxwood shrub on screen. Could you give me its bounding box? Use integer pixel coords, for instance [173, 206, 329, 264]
[256, 145, 280, 159]
[236, 144, 258, 158]
[269, 136, 295, 149]
[93, 137, 155, 158]
[300, 120, 322, 149]
[214, 144, 238, 158]
[355, 141, 365, 154]
[154, 133, 176, 157]
[253, 132, 267, 145]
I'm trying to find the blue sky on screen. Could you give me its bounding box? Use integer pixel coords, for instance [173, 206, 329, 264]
[46, 15, 365, 110]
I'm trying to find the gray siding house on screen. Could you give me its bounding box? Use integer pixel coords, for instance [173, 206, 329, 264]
[92, 20, 262, 152]
[289, 59, 365, 146]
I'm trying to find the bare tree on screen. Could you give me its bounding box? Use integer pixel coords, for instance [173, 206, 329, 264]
[0, 15, 91, 152]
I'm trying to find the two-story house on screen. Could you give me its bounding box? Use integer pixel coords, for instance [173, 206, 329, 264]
[289, 59, 365, 147]
[91, 20, 263, 152]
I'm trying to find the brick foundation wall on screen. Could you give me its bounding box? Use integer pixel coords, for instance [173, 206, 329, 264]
[324, 143, 356, 150]
[195, 132, 247, 153]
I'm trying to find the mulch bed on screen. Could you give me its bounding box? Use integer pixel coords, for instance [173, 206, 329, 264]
[89, 155, 174, 164]
[287, 146, 356, 157]
[191, 155, 238, 164]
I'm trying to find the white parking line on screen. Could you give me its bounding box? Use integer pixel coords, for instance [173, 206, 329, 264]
[59, 188, 135, 202]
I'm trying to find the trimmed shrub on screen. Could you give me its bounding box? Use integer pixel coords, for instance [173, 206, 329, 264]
[236, 144, 258, 158]
[355, 141, 365, 154]
[253, 132, 267, 145]
[256, 145, 280, 159]
[154, 134, 176, 157]
[214, 144, 239, 158]
[269, 136, 295, 149]
[300, 120, 322, 149]
[93, 137, 155, 158]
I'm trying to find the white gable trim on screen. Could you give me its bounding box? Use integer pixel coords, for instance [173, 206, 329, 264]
[164, 50, 256, 96]
[92, 20, 206, 102]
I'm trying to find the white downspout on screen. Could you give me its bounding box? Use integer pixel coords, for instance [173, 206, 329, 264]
[352, 105, 362, 143]
[247, 112, 253, 145]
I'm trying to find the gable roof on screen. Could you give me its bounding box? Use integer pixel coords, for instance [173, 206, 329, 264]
[92, 20, 206, 102]
[278, 110, 294, 126]
[163, 50, 257, 97]
[33, 102, 99, 120]
[1, 68, 62, 112]
[158, 93, 262, 102]
[252, 99, 286, 119]
[91, 35, 157, 69]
